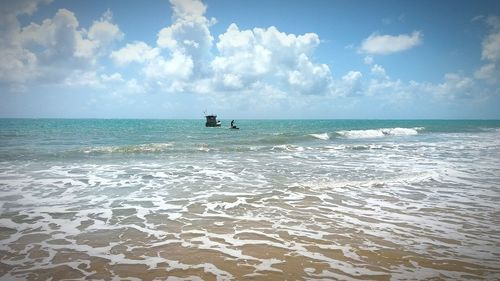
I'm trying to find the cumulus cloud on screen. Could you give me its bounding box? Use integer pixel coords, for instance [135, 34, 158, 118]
[0, 1, 48, 84]
[170, 0, 207, 20]
[432, 73, 476, 99]
[0, 48, 38, 84]
[342, 71, 363, 83]
[110, 41, 160, 65]
[156, 0, 214, 77]
[474, 16, 500, 83]
[474, 63, 496, 80]
[211, 24, 273, 89]
[359, 65, 484, 101]
[360, 31, 422, 55]
[101, 72, 124, 83]
[212, 23, 331, 95]
[64, 70, 103, 88]
[353, 16, 498, 103]
[335, 71, 363, 96]
[143, 51, 194, 82]
[482, 31, 500, 62]
[64, 70, 147, 101]
[87, 10, 124, 54]
[111, 0, 334, 97]
[5, 0, 497, 111]
[109, 0, 216, 92]
[287, 54, 332, 95]
[0, 2, 123, 86]
[371, 64, 387, 76]
[0, 0, 50, 42]
[19, 9, 82, 60]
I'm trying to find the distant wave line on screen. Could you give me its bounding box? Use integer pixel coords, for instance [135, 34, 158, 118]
[336, 127, 423, 139]
[81, 143, 174, 154]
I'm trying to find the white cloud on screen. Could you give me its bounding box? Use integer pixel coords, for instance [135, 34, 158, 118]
[111, 41, 160, 65]
[486, 15, 500, 30]
[0, 0, 338, 102]
[221, 73, 243, 89]
[475, 16, 500, 84]
[64, 70, 148, 104]
[64, 70, 103, 88]
[367, 78, 407, 99]
[5, 0, 496, 112]
[0, 5, 123, 86]
[156, 0, 214, 76]
[0, 0, 50, 43]
[4, 0, 500, 119]
[143, 51, 193, 81]
[482, 32, 500, 62]
[64, 71, 127, 89]
[287, 53, 332, 95]
[360, 67, 485, 102]
[87, 10, 124, 54]
[360, 31, 422, 55]
[211, 24, 272, 90]
[474, 63, 496, 80]
[212, 23, 330, 95]
[124, 78, 145, 94]
[101, 72, 124, 83]
[19, 9, 82, 60]
[156, 10, 213, 55]
[371, 64, 388, 79]
[110, 0, 215, 93]
[112, 0, 333, 97]
[433, 73, 475, 99]
[0, 48, 38, 84]
[335, 71, 363, 96]
[170, 0, 207, 20]
[342, 71, 363, 83]
[471, 15, 485, 23]
[291, 15, 496, 106]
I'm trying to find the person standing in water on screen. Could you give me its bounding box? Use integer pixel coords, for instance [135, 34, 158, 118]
[230, 120, 235, 128]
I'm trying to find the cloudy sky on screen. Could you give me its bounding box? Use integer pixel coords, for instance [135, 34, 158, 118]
[1, 0, 499, 119]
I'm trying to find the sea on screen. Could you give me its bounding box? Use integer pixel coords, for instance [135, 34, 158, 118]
[0, 119, 499, 280]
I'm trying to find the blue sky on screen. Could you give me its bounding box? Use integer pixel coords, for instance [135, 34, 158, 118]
[1, 0, 499, 119]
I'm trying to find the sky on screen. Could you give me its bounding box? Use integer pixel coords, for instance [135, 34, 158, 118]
[0, 0, 499, 119]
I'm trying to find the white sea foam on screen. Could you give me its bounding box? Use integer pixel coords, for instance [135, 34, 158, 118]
[336, 127, 421, 139]
[81, 142, 173, 154]
[2, 122, 500, 280]
[271, 144, 305, 151]
[322, 144, 385, 151]
[309, 132, 330, 140]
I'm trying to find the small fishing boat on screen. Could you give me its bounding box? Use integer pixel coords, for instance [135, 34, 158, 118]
[205, 114, 221, 127]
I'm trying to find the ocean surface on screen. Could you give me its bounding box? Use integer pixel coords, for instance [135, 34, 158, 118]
[1, 119, 499, 280]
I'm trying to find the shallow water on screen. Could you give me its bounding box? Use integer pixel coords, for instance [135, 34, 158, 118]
[1, 119, 500, 280]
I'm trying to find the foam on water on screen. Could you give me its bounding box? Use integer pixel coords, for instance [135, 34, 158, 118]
[81, 143, 174, 154]
[1, 120, 500, 280]
[309, 132, 330, 140]
[336, 127, 421, 139]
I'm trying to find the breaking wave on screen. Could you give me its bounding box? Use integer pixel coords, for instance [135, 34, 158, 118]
[309, 133, 330, 140]
[81, 143, 174, 154]
[336, 127, 423, 139]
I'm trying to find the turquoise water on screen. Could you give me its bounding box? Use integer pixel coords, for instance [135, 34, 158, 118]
[2, 119, 499, 160]
[1, 119, 500, 279]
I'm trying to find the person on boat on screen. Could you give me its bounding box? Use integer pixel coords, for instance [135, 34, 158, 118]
[230, 120, 239, 129]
